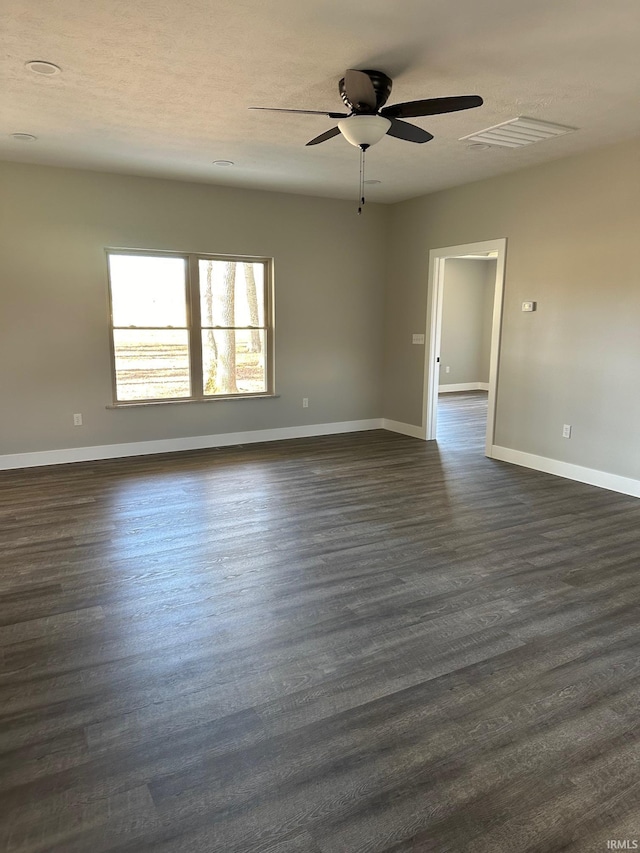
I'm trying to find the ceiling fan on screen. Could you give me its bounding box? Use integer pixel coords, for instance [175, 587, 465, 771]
[250, 69, 483, 148]
[250, 69, 483, 211]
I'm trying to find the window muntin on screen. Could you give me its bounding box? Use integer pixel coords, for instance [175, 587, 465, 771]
[107, 251, 272, 404]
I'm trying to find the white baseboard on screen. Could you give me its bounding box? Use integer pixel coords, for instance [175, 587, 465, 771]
[490, 445, 640, 499]
[382, 419, 426, 439]
[0, 419, 384, 471]
[439, 382, 489, 393]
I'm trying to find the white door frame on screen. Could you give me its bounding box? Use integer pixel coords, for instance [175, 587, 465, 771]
[423, 238, 507, 456]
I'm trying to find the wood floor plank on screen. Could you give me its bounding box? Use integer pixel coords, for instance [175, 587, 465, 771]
[1, 392, 639, 851]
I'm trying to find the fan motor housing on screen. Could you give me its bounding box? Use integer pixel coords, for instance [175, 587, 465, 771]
[339, 70, 392, 113]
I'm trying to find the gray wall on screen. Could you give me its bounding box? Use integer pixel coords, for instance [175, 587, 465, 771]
[0, 162, 388, 454]
[2, 135, 640, 485]
[383, 137, 640, 480]
[439, 259, 495, 386]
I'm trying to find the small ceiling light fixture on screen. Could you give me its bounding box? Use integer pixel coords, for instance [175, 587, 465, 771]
[467, 142, 491, 151]
[25, 60, 62, 76]
[212, 159, 234, 167]
[11, 132, 38, 142]
[364, 179, 381, 185]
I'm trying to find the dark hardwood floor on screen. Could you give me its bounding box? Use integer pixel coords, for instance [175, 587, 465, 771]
[1, 393, 640, 852]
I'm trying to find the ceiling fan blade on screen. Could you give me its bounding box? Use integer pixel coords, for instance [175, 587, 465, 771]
[381, 95, 483, 119]
[249, 107, 348, 119]
[306, 126, 342, 146]
[387, 118, 434, 143]
[344, 69, 377, 110]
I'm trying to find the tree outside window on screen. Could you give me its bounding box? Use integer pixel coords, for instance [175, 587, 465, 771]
[107, 251, 273, 404]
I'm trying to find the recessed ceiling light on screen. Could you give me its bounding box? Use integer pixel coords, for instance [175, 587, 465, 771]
[467, 142, 491, 151]
[11, 132, 38, 142]
[364, 179, 381, 185]
[25, 60, 62, 76]
[212, 160, 234, 167]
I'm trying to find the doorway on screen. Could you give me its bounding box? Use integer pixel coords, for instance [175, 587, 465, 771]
[423, 239, 507, 457]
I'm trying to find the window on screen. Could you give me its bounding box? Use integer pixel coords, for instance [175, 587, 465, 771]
[106, 250, 273, 404]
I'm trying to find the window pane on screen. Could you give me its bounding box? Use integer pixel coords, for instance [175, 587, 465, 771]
[199, 260, 265, 328]
[109, 254, 187, 327]
[202, 330, 266, 395]
[114, 330, 191, 400]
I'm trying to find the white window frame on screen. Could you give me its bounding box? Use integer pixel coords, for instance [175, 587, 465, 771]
[106, 248, 274, 406]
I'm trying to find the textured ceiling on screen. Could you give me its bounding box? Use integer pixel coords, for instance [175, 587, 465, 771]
[2, 0, 640, 203]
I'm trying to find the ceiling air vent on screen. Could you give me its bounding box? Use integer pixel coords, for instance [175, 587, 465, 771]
[460, 116, 577, 149]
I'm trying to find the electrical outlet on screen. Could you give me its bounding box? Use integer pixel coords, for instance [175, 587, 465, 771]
[73, 413, 83, 426]
[302, 398, 309, 408]
[562, 424, 571, 438]
[445, 365, 450, 374]
[522, 301, 537, 312]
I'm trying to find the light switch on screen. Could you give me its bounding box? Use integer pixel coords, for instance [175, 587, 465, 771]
[412, 333, 425, 344]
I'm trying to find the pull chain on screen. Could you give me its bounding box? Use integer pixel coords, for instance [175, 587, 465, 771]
[358, 145, 367, 215]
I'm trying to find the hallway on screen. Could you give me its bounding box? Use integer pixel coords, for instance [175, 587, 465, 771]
[437, 390, 489, 451]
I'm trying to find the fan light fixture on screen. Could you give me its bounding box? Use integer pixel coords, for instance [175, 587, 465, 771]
[336, 116, 392, 214]
[251, 68, 483, 214]
[337, 115, 391, 148]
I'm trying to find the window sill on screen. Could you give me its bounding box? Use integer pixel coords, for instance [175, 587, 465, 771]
[106, 393, 279, 409]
